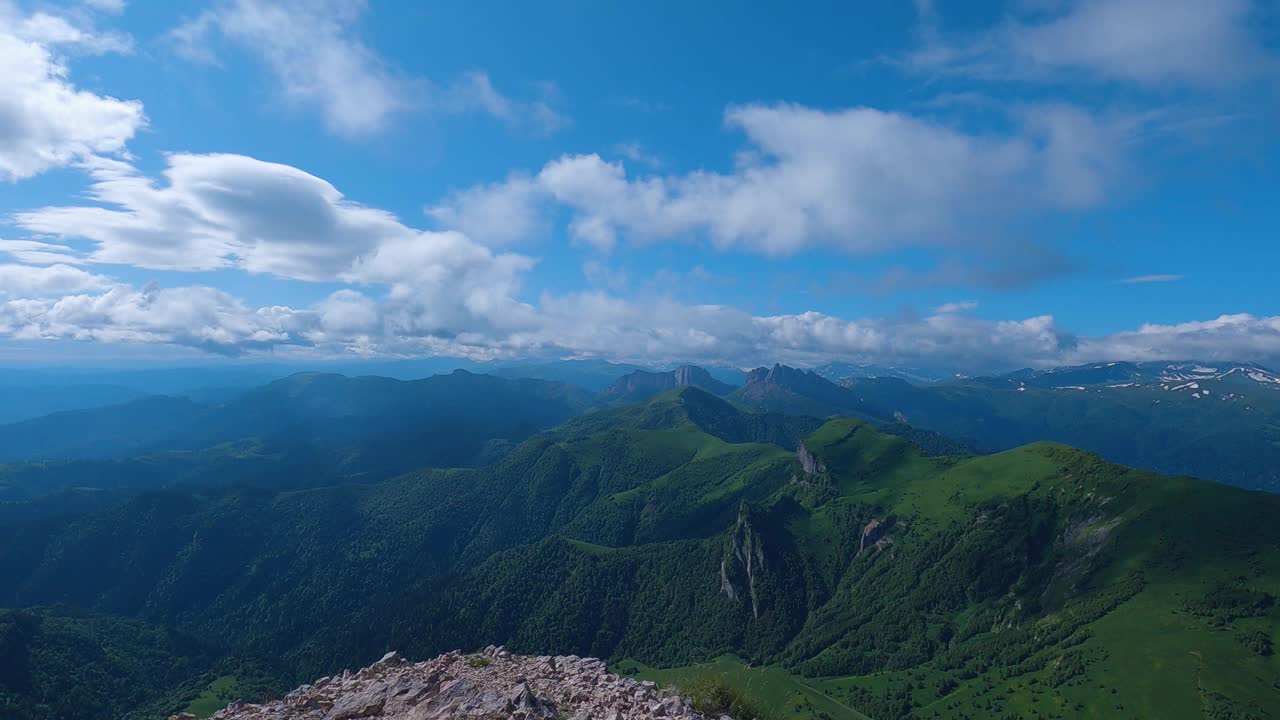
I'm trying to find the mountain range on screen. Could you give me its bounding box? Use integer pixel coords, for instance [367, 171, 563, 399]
[0, 387, 1277, 719]
[724, 361, 1280, 492]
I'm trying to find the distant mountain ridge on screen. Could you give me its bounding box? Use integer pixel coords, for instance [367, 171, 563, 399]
[602, 365, 735, 404]
[1001, 360, 1280, 389]
[809, 361, 948, 384]
[0, 370, 593, 464]
[0, 371, 597, 515]
[716, 361, 1280, 491]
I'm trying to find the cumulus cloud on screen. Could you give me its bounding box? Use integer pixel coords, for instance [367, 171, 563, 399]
[5, 273, 1280, 369]
[906, 0, 1276, 88]
[1074, 314, 1280, 365]
[0, 264, 111, 296]
[13, 153, 538, 343]
[425, 174, 546, 246]
[0, 2, 144, 180]
[14, 154, 527, 283]
[170, 0, 408, 136]
[0, 283, 307, 354]
[430, 102, 1134, 255]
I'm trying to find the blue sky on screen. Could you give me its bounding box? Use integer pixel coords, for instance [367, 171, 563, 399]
[1, 0, 1278, 371]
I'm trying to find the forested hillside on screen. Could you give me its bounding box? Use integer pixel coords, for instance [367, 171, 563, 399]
[1, 388, 1277, 719]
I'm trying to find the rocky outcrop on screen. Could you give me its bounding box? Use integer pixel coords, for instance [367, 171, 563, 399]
[720, 506, 767, 620]
[207, 647, 726, 720]
[857, 518, 894, 556]
[796, 442, 826, 476]
[1043, 511, 1123, 597]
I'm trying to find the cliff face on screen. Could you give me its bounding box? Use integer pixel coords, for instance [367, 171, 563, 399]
[720, 506, 767, 620]
[796, 442, 826, 476]
[199, 647, 726, 720]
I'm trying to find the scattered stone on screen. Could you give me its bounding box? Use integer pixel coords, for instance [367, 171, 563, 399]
[211, 648, 725, 720]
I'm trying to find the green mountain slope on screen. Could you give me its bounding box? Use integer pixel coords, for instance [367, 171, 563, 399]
[0, 388, 1276, 719]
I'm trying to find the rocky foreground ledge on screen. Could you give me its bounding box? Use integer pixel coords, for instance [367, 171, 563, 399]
[199, 646, 729, 720]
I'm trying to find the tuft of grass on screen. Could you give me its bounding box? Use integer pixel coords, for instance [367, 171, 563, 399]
[185, 675, 240, 718]
[465, 657, 492, 669]
[681, 675, 782, 720]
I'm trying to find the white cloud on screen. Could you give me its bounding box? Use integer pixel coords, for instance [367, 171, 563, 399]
[907, 0, 1275, 88]
[935, 300, 978, 313]
[6, 274, 1280, 370]
[0, 239, 86, 265]
[0, 263, 110, 296]
[446, 72, 567, 136]
[169, 4, 564, 138]
[0, 3, 144, 180]
[1075, 314, 1280, 365]
[14, 11, 132, 54]
[1119, 274, 1184, 284]
[12, 153, 538, 343]
[425, 174, 546, 246]
[431, 102, 1132, 255]
[0, 283, 306, 354]
[581, 259, 628, 292]
[170, 0, 407, 136]
[14, 154, 527, 284]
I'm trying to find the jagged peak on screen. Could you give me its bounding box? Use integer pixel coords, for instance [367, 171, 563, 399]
[743, 364, 833, 387]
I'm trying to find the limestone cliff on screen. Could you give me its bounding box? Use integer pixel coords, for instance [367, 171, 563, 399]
[720, 505, 767, 620]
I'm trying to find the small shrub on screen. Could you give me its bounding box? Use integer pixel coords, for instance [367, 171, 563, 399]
[1238, 629, 1274, 657]
[679, 676, 780, 720]
[465, 657, 492, 669]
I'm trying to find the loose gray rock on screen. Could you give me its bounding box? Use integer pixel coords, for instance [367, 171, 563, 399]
[210, 648, 727, 720]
